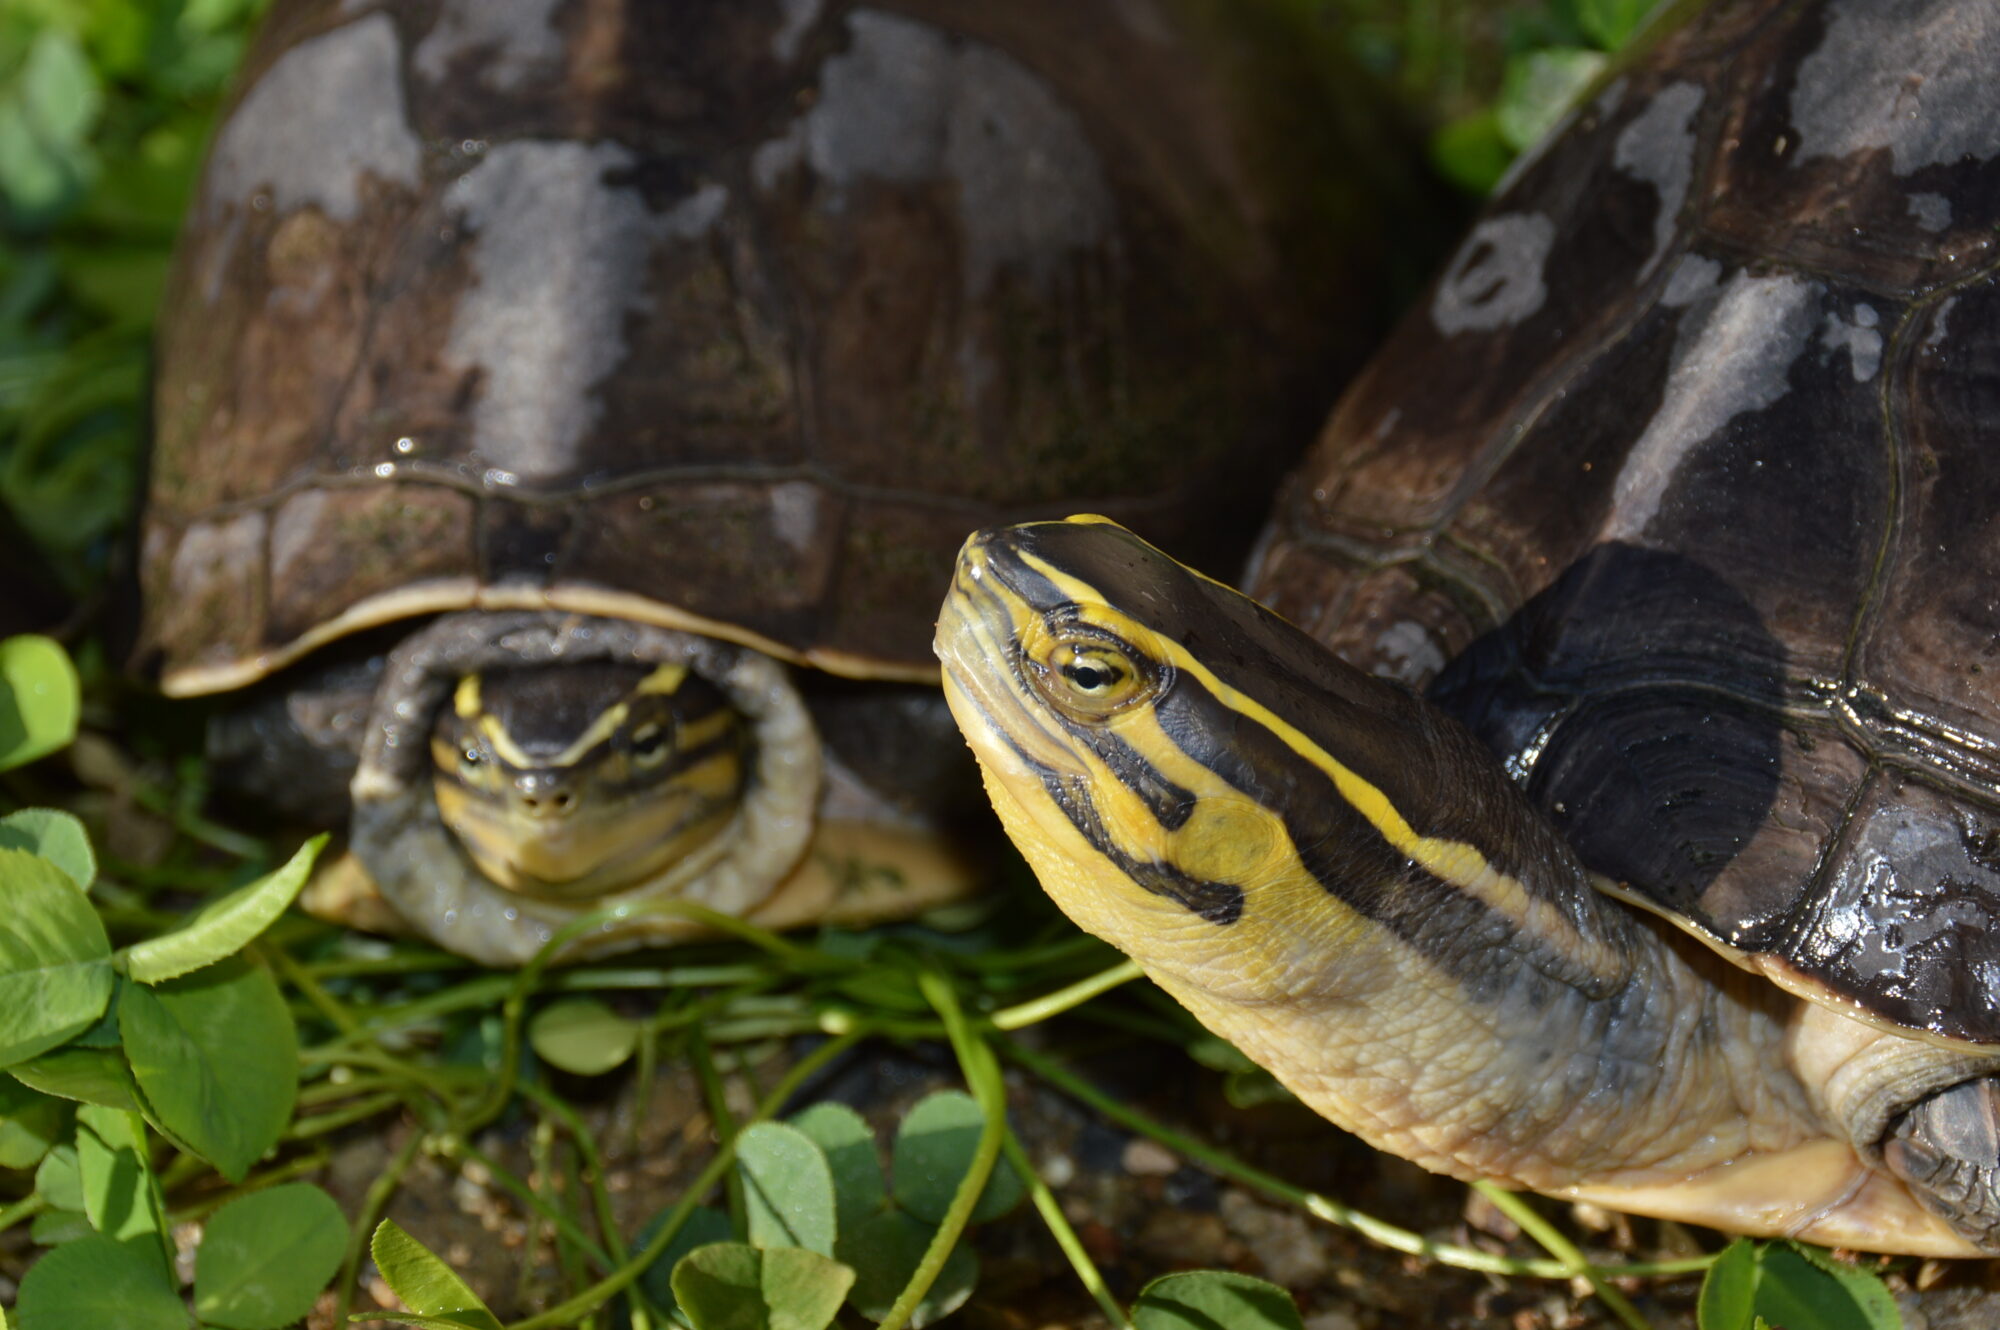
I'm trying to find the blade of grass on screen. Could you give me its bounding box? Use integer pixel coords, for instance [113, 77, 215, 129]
[1472, 1181, 1653, 1330]
[990, 959, 1143, 1030]
[1002, 1123, 1133, 1329]
[876, 972, 1007, 1330]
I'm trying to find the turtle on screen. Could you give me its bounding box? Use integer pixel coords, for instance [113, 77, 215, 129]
[135, 0, 1408, 965]
[933, 0, 2000, 1256]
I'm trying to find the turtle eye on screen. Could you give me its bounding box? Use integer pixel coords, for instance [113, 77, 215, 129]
[630, 722, 671, 770]
[1033, 638, 1152, 718]
[461, 747, 485, 770]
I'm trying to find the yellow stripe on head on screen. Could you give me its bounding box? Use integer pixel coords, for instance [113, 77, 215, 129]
[638, 664, 689, 696]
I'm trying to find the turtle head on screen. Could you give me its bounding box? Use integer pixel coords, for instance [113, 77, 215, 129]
[430, 660, 749, 900]
[935, 515, 1406, 1000]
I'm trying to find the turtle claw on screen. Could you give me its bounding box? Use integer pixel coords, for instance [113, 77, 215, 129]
[1885, 1077, 2000, 1253]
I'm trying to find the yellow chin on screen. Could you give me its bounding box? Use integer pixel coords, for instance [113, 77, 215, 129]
[434, 779, 737, 901]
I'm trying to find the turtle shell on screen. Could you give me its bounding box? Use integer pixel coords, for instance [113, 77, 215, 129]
[138, 0, 1408, 697]
[1248, 0, 2000, 1044]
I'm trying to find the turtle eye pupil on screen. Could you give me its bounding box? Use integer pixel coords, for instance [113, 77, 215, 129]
[463, 747, 483, 766]
[1031, 636, 1149, 718]
[1064, 661, 1119, 692]
[631, 723, 669, 765]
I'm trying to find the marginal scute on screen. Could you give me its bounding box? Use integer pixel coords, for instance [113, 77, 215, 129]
[1692, 728, 1869, 949]
[156, 514, 268, 676]
[1790, 776, 2000, 1044]
[266, 486, 477, 643]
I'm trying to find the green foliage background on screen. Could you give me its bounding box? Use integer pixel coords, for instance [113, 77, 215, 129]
[0, 0, 264, 595]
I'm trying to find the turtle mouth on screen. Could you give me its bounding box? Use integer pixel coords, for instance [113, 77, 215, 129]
[934, 539, 1095, 788]
[434, 780, 737, 903]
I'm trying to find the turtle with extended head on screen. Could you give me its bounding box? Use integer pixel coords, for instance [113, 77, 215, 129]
[937, 0, 2000, 1256]
[137, 0, 1403, 964]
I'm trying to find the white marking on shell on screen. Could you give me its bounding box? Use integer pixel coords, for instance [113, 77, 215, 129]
[1661, 253, 1722, 308]
[1430, 213, 1555, 334]
[269, 490, 330, 583]
[1374, 621, 1447, 685]
[751, 123, 806, 192]
[807, 14, 951, 184]
[767, 481, 821, 555]
[772, 0, 825, 63]
[171, 512, 267, 600]
[764, 10, 1113, 293]
[1821, 792, 2000, 992]
[1603, 271, 1816, 540]
[1820, 302, 1883, 382]
[1907, 191, 1953, 231]
[1925, 295, 1958, 349]
[661, 181, 729, 239]
[205, 15, 419, 222]
[1791, 0, 2000, 174]
[945, 44, 1114, 292]
[413, 0, 564, 90]
[441, 143, 717, 481]
[1612, 82, 1704, 282]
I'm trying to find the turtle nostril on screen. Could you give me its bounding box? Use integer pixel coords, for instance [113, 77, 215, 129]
[519, 786, 576, 818]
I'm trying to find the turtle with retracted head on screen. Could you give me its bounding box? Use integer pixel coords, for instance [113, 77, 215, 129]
[936, 0, 2000, 1256]
[136, 0, 1404, 964]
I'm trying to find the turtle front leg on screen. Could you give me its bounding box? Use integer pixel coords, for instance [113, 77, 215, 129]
[1886, 1078, 2000, 1250]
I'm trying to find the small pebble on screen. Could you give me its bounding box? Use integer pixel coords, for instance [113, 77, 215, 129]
[1463, 1189, 1521, 1241]
[173, 1221, 202, 1284]
[1039, 1151, 1076, 1188]
[1220, 1188, 1329, 1287]
[1567, 1201, 1614, 1231]
[1304, 1312, 1360, 1330]
[1123, 1139, 1180, 1176]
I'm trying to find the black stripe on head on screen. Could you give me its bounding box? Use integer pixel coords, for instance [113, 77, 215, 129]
[481, 662, 649, 757]
[1051, 721, 1195, 832]
[1153, 667, 1629, 999]
[1152, 670, 1502, 965]
[969, 690, 1242, 925]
